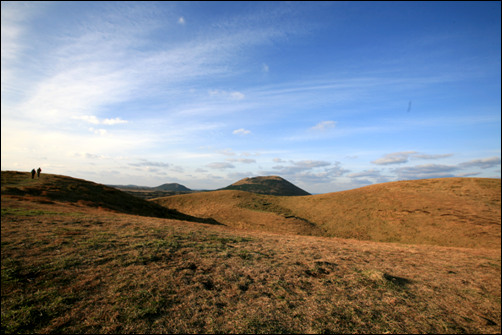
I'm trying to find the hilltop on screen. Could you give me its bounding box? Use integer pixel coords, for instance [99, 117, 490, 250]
[153, 177, 501, 249]
[220, 175, 311, 196]
[155, 183, 191, 192]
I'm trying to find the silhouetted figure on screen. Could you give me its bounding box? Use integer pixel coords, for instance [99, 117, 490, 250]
[37, 167, 41, 178]
[31, 169, 36, 179]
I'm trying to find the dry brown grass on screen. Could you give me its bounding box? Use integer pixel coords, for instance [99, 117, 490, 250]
[153, 190, 325, 236]
[154, 177, 501, 249]
[1, 172, 501, 333]
[2, 195, 500, 333]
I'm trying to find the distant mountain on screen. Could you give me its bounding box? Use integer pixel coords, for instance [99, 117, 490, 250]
[154, 183, 191, 192]
[110, 183, 191, 192]
[221, 176, 311, 196]
[107, 182, 193, 200]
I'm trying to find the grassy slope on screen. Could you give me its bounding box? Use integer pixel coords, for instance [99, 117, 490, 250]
[1, 196, 500, 334]
[0, 171, 219, 225]
[154, 178, 501, 249]
[153, 190, 325, 236]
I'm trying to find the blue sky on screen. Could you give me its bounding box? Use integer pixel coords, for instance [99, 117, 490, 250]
[1, 1, 500, 193]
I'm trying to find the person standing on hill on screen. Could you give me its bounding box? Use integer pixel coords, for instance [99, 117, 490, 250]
[31, 169, 36, 179]
[37, 167, 41, 178]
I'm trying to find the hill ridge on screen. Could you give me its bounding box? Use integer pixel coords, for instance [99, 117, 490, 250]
[0, 171, 219, 225]
[220, 175, 311, 196]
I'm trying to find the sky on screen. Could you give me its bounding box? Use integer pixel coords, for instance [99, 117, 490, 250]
[1, 1, 501, 193]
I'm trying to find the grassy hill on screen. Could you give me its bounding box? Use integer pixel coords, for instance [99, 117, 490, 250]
[1, 171, 500, 333]
[154, 183, 191, 192]
[153, 177, 501, 249]
[0, 171, 218, 225]
[220, 175, 311, 196]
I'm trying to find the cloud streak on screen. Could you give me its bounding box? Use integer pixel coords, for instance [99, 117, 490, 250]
[233, 128, 252, 136]
[310, 121, 336, 131]
[459, 157, 501, 169]
[372, 152, 417, 165]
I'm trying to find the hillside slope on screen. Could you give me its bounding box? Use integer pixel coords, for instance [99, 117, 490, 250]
[154, 178, 501, 248]
[1, 171, 218, 224]
[153, 190, 325, 236]
[220, 176, 311, 196]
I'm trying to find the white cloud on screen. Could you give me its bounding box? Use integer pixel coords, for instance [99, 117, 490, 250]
[178, 17, 185, 25]
[226, 158, 256, 164]
[413, 153, 453, 160]
[262, 63, 269, 72]
[209, 89, 245, 100]
[267, 160, 349, 186]
[74, 115, 128, 125]
[102, 117, 128, 125]
[371, 151, 417, 165]
[459, 157, 501, 169]
[347, 169, 383, 179]
[310, 120, 336, 131]
[233, 128, 251, 135]
[392, 164, 458, 180]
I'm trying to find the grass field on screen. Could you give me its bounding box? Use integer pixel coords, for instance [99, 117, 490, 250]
[1, 171, 500, 333]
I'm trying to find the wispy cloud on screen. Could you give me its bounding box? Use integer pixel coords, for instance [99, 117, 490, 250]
[372, 151, 455, 165]
[209, 90, 245, 100]
[73, 115, 128, 125]
[310, 121, 336, 132]
[268, 160, 350, 186]
[227, 158, 256, 164]
[392, 164, 458, 180]
[372, 151, 417, 165]
[459, 157, 501, 169]
[233, 128, 252, 135]
[347, 169, 384, 179]
[413, 153, 453, 160]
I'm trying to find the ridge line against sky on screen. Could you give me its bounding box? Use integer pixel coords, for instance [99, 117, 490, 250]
[1, 1, 500, 193]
